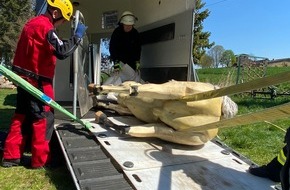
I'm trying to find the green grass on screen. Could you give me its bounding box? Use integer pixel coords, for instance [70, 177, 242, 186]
[0, 167, 75, 190]
[218, 96, 289, 164]
[196, 66, 290, 165]
[0, 89, 17, 130]
[1, 66, 290, 188]
[0, 88, 75, 190]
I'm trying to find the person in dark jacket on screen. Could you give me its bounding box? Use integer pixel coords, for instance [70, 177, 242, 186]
[248, 127, 290, 185]
[1, 0, 87, 169]
[109, 11, 141, 71]
[248, 146, 285, 182]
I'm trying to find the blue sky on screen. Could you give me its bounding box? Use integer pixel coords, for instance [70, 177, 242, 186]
[202, 0, 290, 60]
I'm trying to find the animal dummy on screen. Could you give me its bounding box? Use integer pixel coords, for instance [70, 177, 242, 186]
[89, 80, 238, 146]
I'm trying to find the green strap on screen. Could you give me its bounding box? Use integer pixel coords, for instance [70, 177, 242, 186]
[0, 65, 92, 130]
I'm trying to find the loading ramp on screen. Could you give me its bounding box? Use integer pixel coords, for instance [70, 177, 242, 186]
[54, 110, 134, 190]
[54, 109, 279, 190]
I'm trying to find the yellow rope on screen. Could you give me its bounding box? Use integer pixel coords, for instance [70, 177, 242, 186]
[264, 121, 286, 132]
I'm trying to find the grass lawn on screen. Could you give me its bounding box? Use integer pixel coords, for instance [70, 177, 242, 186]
[0, 89, 17, 130]
[198, 66, 290, 164]
[0, 88, 75, 190]
[218, 96, 289, 164]
[0, 66, 290, 189]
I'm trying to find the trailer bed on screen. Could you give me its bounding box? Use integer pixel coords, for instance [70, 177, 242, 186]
[54, 110, 279, 190]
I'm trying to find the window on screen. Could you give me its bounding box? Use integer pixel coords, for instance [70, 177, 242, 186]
[102, 10, 118, 29]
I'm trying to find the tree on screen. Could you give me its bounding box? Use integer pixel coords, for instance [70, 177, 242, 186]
[200, 53, 213, 68]
[220, 50, 236, 67]
[192, 0, 215, 65]
[208, 45, 225, 68]
[0, 0, 35, 66]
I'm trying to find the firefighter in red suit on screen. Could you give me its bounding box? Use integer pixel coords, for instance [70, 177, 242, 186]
[1, 0, 87, 169]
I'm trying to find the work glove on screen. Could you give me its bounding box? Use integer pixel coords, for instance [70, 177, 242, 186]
[113, 61, 123, 72]
[75, 22, 87, 38]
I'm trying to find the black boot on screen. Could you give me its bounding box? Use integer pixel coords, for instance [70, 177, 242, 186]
[2, 158, 21, 167]
[265, 157, 283, 182]
[249, 165, 270, 178]
[249, 157, 282, 182]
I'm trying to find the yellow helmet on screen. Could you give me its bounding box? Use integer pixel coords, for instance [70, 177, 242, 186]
[47, 0, 73, 21]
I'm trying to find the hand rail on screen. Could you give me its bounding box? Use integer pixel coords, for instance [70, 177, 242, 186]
[72, 10, 86, 116]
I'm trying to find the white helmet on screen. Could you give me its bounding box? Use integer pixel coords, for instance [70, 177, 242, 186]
[119, 11, 138, 25]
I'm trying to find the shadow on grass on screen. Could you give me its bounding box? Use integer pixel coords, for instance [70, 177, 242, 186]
[3, 93, 16, 107]
[0, 151, 76, 190]
[0, 109, 14, 131]
[1, 92, 16, 131]
[0, 91, 76, 189]
[45, 167, 76, 190]
[0, 132, 76, 190]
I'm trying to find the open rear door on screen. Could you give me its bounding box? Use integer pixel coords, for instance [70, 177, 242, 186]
[72, 11, 94, 117]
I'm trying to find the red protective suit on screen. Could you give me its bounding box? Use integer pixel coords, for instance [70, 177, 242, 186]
[3, 14, 80, 168]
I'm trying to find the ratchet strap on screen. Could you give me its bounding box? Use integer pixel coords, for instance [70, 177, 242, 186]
[12, 66, 53, 83]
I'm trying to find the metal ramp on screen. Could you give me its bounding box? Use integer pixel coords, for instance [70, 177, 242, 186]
[54, 110, 279, 190]
[55, 122, 133, 190]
